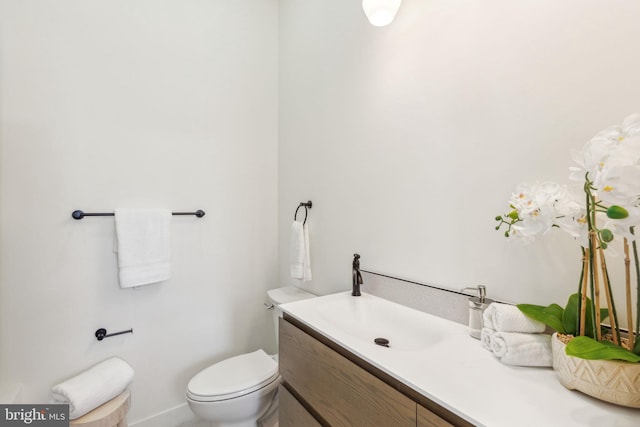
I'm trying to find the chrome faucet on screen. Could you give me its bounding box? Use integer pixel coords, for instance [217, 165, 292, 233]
[352, 253, 363, 296]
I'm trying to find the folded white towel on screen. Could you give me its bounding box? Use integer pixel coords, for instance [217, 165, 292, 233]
[492, 332, 552, 367]
[485, 302, 545, 333]
[114, 208, 172, 288]
[51, 357, 134, 419]
[480, 327, 495, 351]
[482, 306, 495, 330]
[290, 221, 312, 281]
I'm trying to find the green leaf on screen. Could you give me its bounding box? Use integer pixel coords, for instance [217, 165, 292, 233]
[634, 339, 640, 355]
[607, 205, 629, 219]
[517, 303, 565, 333]
[562, 293, 603, 338]
[599, 228, 614, 243]
[563, 294, 579, 335]
[565, 336, 640, 362]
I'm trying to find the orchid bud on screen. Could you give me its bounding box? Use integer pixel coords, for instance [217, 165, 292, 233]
[607, 205, 629, 219]
[600, 229, 614, 243]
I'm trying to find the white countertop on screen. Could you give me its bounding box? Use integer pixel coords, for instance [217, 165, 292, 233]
[280, 291, 640, 427]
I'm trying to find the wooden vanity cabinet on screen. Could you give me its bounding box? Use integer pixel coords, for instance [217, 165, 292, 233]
[417, 404, 454, 427]
[279, 316, 467, 427]
[278, 385, 322, 427]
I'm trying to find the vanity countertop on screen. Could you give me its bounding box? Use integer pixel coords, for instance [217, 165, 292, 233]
[280, 291, 640, 427]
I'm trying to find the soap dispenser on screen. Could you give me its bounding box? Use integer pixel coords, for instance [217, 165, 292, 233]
[462, 285, 492, 339]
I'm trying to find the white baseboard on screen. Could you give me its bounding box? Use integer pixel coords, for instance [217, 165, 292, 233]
[129, 402, 201, 427]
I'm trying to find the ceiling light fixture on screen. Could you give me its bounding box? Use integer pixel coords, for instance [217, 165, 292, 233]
[362, 0, 402, 27]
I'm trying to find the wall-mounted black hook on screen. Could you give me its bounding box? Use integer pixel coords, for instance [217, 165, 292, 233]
[294, 200, 313, 225]
[95, 328, 133, 341]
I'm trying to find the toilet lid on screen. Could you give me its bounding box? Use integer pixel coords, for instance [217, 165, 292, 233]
[187, 349, 278, 402]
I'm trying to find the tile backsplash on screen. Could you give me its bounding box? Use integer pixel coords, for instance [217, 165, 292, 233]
[361, 271, 500, 326]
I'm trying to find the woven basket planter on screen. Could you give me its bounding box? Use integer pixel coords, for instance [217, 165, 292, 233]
[551, 333, 640, 408]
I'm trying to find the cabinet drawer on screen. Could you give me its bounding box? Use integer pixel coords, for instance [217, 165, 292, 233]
[280, 318, 416, 427]
[279, 385, 322, 427]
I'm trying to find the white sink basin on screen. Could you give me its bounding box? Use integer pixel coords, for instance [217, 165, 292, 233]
[315, 293, 444, 351]
[281, 291, 449, 353]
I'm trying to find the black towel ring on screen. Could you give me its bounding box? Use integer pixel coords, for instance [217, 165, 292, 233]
[294, 201, 313, 225]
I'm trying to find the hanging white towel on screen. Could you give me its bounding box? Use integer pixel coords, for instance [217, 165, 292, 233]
[302, 223, 312, 281]
[290, 221, 312, 281]
[114, 208, 172, 288]
[51, 357, 134, 420]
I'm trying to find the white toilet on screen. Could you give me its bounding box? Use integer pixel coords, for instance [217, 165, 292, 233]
[186, 286, 316, 427]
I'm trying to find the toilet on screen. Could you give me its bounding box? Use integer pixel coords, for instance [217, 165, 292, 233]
[186, 286, 316, 427]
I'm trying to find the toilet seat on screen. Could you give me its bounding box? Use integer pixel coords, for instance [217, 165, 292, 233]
[187, 349, 279, 403]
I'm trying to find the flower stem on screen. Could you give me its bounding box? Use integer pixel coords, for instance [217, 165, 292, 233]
[580, 250, 589, 336]
[585, 181, 598, 338]
[576, 247, 586, 334]
[631, 227, 640, 346]
[588, 235, 598, 338]
[599, 246, 619, 344]
[624, 238, 634, 350]
[591, 231, 602, 341]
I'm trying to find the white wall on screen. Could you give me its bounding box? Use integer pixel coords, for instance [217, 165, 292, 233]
[0, 0, 278, 422]
[278, 0, 640, 313]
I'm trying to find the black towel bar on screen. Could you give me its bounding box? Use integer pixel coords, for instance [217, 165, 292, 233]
[72, 210, 205, 220]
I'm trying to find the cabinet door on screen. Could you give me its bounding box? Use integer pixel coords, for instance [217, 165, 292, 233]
[279, 385, 322, 427]
[280, 318, 416, 427]
[417, 403, 455, 427]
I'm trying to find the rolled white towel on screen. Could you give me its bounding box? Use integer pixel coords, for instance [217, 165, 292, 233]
[486, 302, 545, 333]
[480, 327, 495, 351]
[492, 332, 552, 367]
[51, 357, 134, 419]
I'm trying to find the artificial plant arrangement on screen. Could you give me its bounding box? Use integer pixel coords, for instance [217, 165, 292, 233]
[495, 114, 640, 363]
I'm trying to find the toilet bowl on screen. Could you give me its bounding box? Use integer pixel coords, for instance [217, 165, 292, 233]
[186, 286, 316, 427]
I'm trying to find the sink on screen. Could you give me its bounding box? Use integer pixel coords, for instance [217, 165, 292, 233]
[281, 292, 445, 352]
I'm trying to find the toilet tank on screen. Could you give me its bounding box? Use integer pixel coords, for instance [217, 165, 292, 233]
[266, 286, 316, 347]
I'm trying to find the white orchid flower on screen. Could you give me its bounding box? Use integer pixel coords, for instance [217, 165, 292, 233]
[594, 135, 640, 207]
[596, 164, 640, 207]
[498, 113, 640, 252]
[621, 113, 640, 137]
[569, 114, 640, 183]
